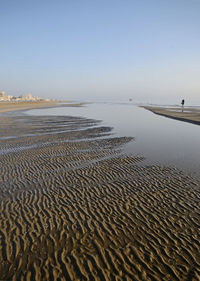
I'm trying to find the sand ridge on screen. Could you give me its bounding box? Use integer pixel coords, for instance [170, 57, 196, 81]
[143, 106, 200, 125]
[0, 114, 200, 280]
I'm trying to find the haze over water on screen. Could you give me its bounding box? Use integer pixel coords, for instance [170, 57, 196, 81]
[28, 102, 200, 177]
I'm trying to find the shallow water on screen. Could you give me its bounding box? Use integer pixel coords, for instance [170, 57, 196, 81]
[27, 102, 200, 177]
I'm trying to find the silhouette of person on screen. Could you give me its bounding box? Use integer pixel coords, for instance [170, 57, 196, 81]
[181, 99, 185, 112]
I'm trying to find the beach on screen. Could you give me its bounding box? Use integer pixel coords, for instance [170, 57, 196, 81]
[0, 104, 200, 280]
[143, 106, 200, 126]
[0, 101, 60, 113]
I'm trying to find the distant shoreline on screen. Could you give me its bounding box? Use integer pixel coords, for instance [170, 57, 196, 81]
[0, 100, 87, 114]
[0, 100, 59, 113]
[143, 106, 200, 126]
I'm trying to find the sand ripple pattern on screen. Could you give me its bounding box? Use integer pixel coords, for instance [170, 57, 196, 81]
[0, 115, 200, 281]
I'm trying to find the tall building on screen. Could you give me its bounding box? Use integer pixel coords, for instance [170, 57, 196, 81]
[0, 91, 6, 98]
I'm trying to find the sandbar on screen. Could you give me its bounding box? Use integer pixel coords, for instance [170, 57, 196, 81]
[143, 106, 200, 125]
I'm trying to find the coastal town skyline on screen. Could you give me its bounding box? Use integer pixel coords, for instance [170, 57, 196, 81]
[0, 91, 51, 102]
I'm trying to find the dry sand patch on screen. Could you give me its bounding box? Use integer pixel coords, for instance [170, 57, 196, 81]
[0, 101, 59, 113]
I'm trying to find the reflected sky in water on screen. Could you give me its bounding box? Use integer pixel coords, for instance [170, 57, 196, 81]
[27, 103, 200, 177]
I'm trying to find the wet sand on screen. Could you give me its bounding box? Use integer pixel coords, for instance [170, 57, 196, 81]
[143, 106, 200, 126]
[0, 111, 200, 280]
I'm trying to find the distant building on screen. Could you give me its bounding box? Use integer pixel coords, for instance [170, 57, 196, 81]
[26, 93, 33, 100]
[0, 91, 6, 98]
[0, 91, 7, 101]
[0, 90, 49, 102]
[7, 95, 13, 101]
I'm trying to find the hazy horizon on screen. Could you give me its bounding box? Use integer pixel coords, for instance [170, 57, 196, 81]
[1, 0, 200, 104]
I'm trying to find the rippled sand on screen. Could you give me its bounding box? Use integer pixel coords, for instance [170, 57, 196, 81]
[0, 114, 200, 280]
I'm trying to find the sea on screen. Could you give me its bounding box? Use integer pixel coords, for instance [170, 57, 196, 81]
[27, 101, 200, 179]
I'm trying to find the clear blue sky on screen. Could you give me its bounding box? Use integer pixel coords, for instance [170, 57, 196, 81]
[0, 0, 200, 104]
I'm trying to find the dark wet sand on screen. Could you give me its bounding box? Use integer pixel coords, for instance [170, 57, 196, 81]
[0, 112, 200, 280]
[143, 106, 200, 126]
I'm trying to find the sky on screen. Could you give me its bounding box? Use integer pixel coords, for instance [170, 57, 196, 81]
[0, 0, 200, 104]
